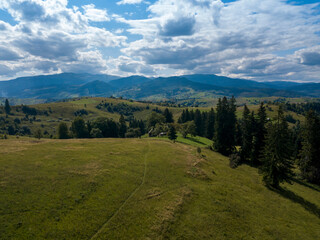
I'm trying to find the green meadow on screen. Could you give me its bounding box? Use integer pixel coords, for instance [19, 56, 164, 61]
[0, 137, 319, 239]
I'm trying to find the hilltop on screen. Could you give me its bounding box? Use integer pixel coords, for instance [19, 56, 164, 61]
[0, 137, 319, 239]
[1, 73, 320, 102]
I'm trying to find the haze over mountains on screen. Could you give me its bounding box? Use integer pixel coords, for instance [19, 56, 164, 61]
[0, 73, 319, 101]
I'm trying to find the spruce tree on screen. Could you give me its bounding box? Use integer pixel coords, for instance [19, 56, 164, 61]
[240, 105, 253, 161]
[260, 106, 294, 188]
[205, 108, 215, 139]
[168, 124, 177, 142]
[194, 109, 202, 136]
[299, 110, 320, 183]
[252, 102, 267, 164]
[119, 114, 127, 138]
[4, 99, 11, 114]
[163, 108, 174, 123]
[214, 97, 237, 155]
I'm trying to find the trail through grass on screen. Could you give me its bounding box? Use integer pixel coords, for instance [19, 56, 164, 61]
[90, 141, 150, 240]
[0, 138, 319, 239]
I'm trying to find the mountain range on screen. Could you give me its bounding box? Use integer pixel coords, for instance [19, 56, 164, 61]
[0, 73, 319, 101]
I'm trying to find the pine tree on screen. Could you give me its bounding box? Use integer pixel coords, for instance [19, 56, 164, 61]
[240, 105, 253, 161]
[119, 114, 127, 138]
[163, 108, 174, 123]
[252, 102, 267, 164]
[168, 124, 177, 142]
[194, 109, 202, 136]
[260, 106, 294, 188]
[205, 108, 215, 139]
[299, 110, 320, 183]
[4, 99, 11, 114]
[214, 97, 237, 155]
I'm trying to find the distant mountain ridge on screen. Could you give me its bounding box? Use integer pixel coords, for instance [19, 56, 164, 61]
[0, 73, 319, 100]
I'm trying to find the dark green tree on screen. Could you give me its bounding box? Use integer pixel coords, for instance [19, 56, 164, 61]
[214, 97, 237, 155]
[163, 108, 174, 123]
[71, 117, 89, 138]
[240, 105, 253, 161]
[205, 108, 215, 139]
[4, 99, 11, 114]
[194, 109, 203, 136]
[58, 122, 69, 139]
[147, 112, 165, 129]
[299, 110, 320, 183]
[34, 129, 43, 140]
[90, 128, 103, 138]
[260, 106, 294, 188]
[168, 124, 177, 142]
[251, 102, 267, 164]
[119, 114, 127, 138]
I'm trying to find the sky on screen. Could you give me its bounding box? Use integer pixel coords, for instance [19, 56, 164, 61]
[0, 0, 319, 82]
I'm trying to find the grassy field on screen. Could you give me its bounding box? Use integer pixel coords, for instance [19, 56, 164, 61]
[0, 137, 319, 239]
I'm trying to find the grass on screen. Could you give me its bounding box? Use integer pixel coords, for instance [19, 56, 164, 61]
[0, 137, 319, 239]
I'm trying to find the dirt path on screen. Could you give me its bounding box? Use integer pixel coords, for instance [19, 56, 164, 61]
[89, 141, 150, 240]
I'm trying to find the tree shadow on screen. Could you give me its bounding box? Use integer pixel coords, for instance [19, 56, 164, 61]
[186, 136, 206, 145]
[269, 186, 320, 219]
[291, 178, 320, 192]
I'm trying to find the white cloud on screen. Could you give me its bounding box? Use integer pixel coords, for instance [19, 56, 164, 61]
[0, 0, 127, 80]
[118, 0, 320, 81]
[0, 0, 320, 81]
[82, 4, 110, 22]
[117, 0, 144, 5]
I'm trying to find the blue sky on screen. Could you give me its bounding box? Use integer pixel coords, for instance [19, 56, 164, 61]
[0, 0, 319, 82]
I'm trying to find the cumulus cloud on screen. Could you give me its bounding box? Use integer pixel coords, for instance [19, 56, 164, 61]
[117, 0, 145, 5]
[296, 46, 320, 66]
[0, 0, 127, 80]
[82, 4, 110, 22]
[119, 0, 320, 81]
[0, 0, 320, 81]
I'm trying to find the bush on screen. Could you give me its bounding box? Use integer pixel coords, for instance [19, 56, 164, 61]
[90, 128, 103, 138]
[229, 153, 241, 169]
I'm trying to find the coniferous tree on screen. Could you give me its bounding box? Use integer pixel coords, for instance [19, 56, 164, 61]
[163, 108, 174, 123]
[4, 99, 11, 114]
[178, 109, 185, 123]
[252, 102, 267, 164]
[194, 109, 202, 136]
[205, 108, 215, 139]
[185, 109, 190, 122]
[240, 105, 253, 161]
[260, 106, 294, 188]
[168, 124, 177, 142]
[119, 114, 127, 138]
[214, 97, 237, 155]
[299, 110, 320, 183]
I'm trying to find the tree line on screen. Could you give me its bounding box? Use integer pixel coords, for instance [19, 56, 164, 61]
[209, 97, 320, 187]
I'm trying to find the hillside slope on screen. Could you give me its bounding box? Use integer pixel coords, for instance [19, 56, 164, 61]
[0, 138, 319, 239]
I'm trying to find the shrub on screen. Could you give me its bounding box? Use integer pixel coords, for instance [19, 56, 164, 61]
[229, 153, 241, 169]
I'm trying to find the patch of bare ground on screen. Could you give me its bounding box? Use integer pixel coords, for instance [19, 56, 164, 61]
[150, 187, 192, 240]
[67, 162, 108, 177]
[177, 143, 211, 181]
